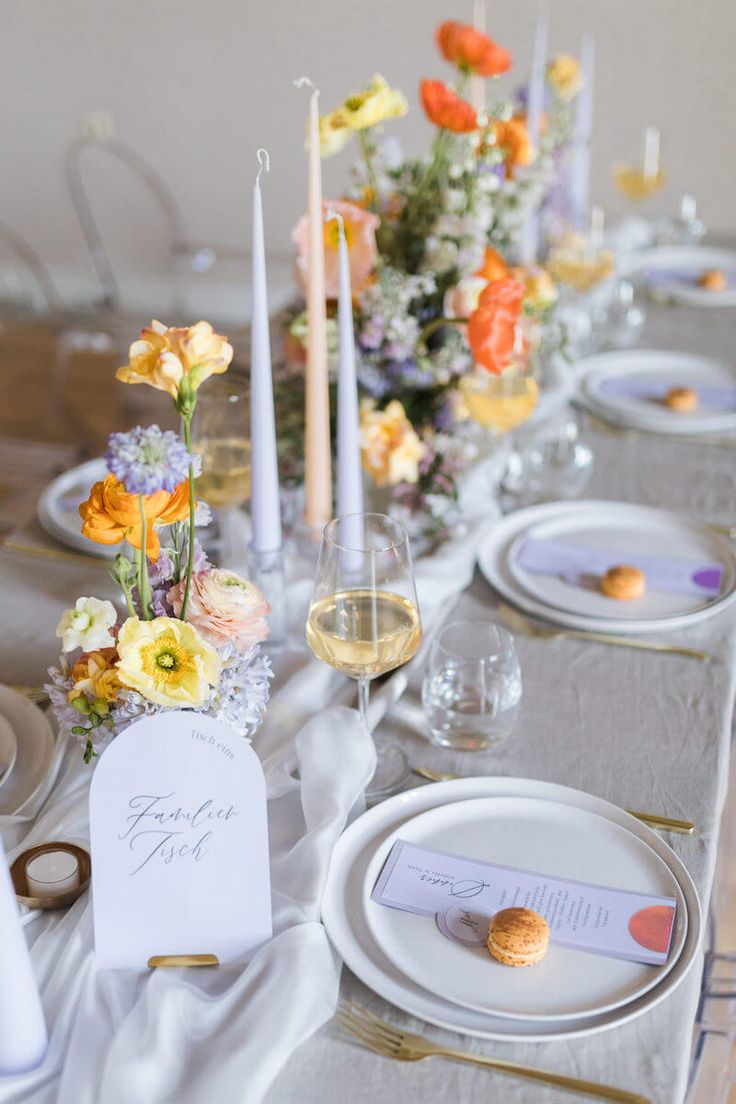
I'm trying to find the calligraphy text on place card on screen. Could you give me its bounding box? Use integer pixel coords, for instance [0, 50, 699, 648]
[119, 794, 241, 875]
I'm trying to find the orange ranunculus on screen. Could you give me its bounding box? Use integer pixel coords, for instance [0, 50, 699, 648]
[467, 278, 525, 375]
[420, 80, 477, 133]
[79, 474, 191, 560]
[475, 246, 510, 282]
[435, 20, 512, 77]
[494, 116, 534, 179]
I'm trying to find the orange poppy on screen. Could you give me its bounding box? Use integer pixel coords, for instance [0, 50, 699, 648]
[475, 246, 510, 282]
[420, 80, 477, 133]
[79, 474, 191, 560]
[494, 116, 534, 179]
[435, 20, 512, 77]
[467, 278, 525, 375]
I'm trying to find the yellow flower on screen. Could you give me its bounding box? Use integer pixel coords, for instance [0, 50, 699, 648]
[510, 266, 559, 310]
[117, 320, 233, 397]
[546, 55, 583, 101]
[68, 647, 121, 706]
[319, 110, 353, 157]
[116, 320, 184, 398]
[360, 399, 425, 488]
[115, 616, 221, 709]
[342, 74, 408, 130]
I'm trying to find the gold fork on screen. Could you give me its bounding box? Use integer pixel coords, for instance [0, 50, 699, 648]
[409, 768, 695, 835]
[337, 1002, 651, 1103]
[498, 602, 712, 663]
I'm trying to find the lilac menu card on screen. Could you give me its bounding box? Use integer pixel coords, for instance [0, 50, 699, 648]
[515, 538, 723, 598]
[371, 840, 677, 967]
[598, 376, 736, 411]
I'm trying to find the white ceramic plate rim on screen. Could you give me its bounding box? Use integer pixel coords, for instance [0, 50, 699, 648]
[577, 350, 736, 435]
[361, 795, 686, 1022]
[0, 685, 58, 816]
[0, 714, 18, 793]
[321, 776, 702, 1042]
[37, 458, 112, 558]
[628, 246, 736, 307]
[505, 504, 734, 623]
[477, 500, 736, 634]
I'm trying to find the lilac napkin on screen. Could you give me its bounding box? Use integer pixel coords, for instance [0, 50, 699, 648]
[516, 538, 723, 598]
[598, 377, 736, 411]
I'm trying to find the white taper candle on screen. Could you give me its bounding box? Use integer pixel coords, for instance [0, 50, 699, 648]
[250, 149, 282, 555]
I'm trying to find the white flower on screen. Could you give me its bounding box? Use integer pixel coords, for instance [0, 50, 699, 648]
[55, 597, 117, 653]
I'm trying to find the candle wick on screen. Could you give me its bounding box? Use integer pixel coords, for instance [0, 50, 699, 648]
[256, 148, 270, 183]
[325, 207, 344, 233]
[293, 76, 319, 97]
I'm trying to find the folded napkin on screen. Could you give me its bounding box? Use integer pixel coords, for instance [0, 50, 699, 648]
[516, 538, 723, 598]
[598, 377, 736, 411]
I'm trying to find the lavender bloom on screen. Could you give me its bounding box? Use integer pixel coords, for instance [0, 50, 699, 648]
[359, 316, 386, 351]
[106, 425, 191, 495]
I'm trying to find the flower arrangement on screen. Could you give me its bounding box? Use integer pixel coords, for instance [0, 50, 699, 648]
[47, 321, 272, 763]
[288, 17, 581, 543]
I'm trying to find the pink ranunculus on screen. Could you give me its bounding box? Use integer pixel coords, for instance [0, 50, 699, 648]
[292, 199, 380, 300]
[168, 568, 270, 654]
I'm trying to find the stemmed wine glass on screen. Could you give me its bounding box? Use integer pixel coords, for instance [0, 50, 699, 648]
[306, 513, 422, 796]
[191, 378, 251, 567]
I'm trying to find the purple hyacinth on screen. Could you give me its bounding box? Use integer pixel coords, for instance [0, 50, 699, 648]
[106, 425, 191, 495]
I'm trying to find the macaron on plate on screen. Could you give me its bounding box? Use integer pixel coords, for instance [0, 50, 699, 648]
[322, 777, 701, 1042]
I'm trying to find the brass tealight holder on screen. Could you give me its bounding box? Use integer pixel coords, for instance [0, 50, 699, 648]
[11, 841, 91, 911]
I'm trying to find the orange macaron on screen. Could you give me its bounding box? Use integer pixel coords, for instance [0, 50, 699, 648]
[600, 564, 646, 601]
[486, 907, 550, 967]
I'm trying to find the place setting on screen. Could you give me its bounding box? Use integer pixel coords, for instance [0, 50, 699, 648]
[573, 349, 736, 439]
[626, 245, 736, 308]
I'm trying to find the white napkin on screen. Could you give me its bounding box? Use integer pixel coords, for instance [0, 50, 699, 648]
[0, 707, 374, 1104]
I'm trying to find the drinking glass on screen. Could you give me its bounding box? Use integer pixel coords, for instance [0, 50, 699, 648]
[421, 620, 521, 750]
[307, 513, 422, 794]
[191, 378, 251, 566]
[614, 126, 665, 202]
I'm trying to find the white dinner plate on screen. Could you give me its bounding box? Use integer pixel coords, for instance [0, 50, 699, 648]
[0, 686, 59, 816]
[477, 500, 736, 634]
[628, 245, 736, 307]
[505, 502, 735, 624]
[362, 796, 685, 1022]
[321, 777, 702, 1042]
[578, 350, 736, 436]
[0, 715, 18, 792]
[37, 458, 111, 557]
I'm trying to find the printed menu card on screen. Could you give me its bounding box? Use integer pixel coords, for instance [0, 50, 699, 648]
[90, 712, 272, 969]
[372, 841, 677, 966]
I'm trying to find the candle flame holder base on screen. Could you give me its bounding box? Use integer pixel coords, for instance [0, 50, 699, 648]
[11, 842, 91, 911]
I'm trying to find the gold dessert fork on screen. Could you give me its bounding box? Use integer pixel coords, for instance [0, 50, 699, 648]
[498, 603, 712, 663]
[410, 768, 695, 835]
[337, 1002, 651, 1103]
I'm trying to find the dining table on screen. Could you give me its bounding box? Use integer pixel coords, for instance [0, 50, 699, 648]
[1, 293, 735, 1104]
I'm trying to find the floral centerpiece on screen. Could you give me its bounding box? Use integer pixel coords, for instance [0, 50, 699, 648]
[286, 18, 582, 543]
[46, 321, 273, 763]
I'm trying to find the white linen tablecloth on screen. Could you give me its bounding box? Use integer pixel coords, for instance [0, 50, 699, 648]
[1, 298, 735, 1104]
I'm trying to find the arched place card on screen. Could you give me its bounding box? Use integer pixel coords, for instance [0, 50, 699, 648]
[89, 713, 272, 969]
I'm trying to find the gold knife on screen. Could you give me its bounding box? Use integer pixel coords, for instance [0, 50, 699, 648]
[410, 769, 695, 834]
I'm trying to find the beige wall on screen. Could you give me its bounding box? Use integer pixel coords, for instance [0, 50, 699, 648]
[3, 0, 734, 310]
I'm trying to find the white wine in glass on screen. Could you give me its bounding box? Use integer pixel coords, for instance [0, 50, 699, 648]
[191, 380, 251, 566]
[307, 514, 422, 796]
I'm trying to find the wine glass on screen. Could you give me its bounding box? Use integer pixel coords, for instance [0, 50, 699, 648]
[614, 126, 665, 202]
[191, 378, 251, 567]
[307, 513, 422, 796]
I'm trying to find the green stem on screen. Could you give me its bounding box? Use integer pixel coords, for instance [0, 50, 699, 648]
[137, 496, 153, 619]
[418, 316, 468, 345]
[357, 130, 380, 213]
[121, 577, 136, 618]
[180, 415, 197, 621]
[421, 129, 448, 193]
